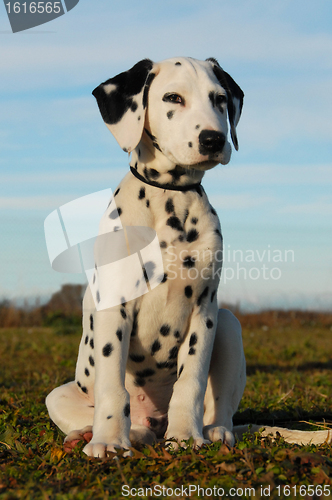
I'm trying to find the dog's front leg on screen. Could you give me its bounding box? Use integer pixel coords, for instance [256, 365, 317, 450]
[165, 304, 218, 448]
[83, 307, 132, 458]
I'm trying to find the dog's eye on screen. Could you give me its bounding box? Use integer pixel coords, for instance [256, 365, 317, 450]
[163, 93, 184, 105]
[216, 94, 227, 106]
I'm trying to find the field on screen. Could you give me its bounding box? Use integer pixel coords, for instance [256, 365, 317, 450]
[0, 314, 332, 499]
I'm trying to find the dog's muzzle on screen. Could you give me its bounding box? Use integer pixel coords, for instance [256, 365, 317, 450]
[198, 130, 226, 156]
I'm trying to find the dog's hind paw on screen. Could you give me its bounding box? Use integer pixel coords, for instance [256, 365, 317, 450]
[64, 425, 93, 452]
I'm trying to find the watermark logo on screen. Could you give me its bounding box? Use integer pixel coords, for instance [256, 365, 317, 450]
[44, 189, 164, 311]
[3, 0, 79, 33]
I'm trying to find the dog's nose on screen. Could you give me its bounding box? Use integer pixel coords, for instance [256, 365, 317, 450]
[198, 130, 226, 155]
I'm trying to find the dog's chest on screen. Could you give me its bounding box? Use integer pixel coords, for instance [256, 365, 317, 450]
[121, 179, 223, 378]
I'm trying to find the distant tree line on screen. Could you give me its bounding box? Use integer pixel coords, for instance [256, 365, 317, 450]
[0, 284, 331, 329]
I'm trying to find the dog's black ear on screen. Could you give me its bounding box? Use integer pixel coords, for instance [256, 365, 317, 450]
[206, 58, 244, 151]
[92, 59, 156, 152]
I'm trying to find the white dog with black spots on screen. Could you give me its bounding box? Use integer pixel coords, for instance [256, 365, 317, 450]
[46, 57, 332, 458]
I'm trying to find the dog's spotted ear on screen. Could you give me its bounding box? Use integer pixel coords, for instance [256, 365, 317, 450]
[92, 59, 156, 153]
[206, 58, 244, 151]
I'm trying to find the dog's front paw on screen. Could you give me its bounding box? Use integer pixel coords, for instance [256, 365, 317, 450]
[165, 427, 210, 451]
[83, 437, 132, 458]
[203, 425, 235, 447]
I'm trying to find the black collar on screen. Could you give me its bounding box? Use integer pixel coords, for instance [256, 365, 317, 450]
[130, 167, 202, 192]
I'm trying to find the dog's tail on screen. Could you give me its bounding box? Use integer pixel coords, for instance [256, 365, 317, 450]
[233, 424, 332, 445]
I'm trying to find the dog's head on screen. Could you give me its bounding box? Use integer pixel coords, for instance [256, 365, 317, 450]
[93, 57, 244, 170]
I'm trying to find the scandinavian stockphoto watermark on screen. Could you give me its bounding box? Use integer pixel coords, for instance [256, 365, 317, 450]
[164, 244, 294, 284]
[3, 0, 79, 33]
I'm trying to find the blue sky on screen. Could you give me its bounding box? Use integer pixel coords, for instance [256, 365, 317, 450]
[1, 0, 331, 310]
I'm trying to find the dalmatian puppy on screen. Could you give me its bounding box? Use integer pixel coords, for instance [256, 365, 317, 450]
[46, 57, 331, 458]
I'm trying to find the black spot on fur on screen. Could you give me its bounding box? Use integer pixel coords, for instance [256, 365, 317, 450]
[89, 314, 94, 331]
[188, 142, 192, 148]
[183, 255, 196, 268]
[85, 335, 89, 345]
[107, 415, 113, 419]
[184, 286, 193, 298]
[197, 286, 209, 306]
[131, 100, 138, 112]
[215, 228, 222, 239]
[169, 346, 178, 359]
[89, 355, 94, 367]
[120, 308, 127, 319]
[187, 229, 199, 243]
[174, 330, 180, 339]
[166, 216, 183, 231]
[77, 381, 81, 388]
[167, 110, 174, 119]
[165, 198, 175, 213]
[188, 347, 196, 355]
[160, 241, 167, 249]
[189, 333, 198, 347]
[156, 361, 177, 370]
[146, 200, 150, 208]
[178, 364, 184, 376]
[131, 310, 139, 337]
[210, 206, 217, 216]
[81, 386, 88, 394]
[206, 319, 214, 329]
[129, 353, 145, 363]
[89, 338, 94, 349]
[102, 343, 113, 357]
[195, 124, 200, 129]
[109, 207, 122, 219]
[136, 368, 155, 378]
[160, 324, 170, 336]
[143, 261, 155, 280]
[195, 185, 203, 197]
[135, 378, 146, 387]
[168, 166, 186, 183]
[209, 91, 216, 107]
[175, 62, 182, 66]
[114, 187, 120, 197]
[85, 368, 90, 377]
[191, 217, 198, 225]
[124, 403, 130, 417]
[116, 328, 123, 341]
[151, 340, 161, 355]
[143, 72, 156, 108]
[143, 166, 149, 180]
[161, 273, 168, 283]
[149, 168, 160, 179]
[138, 187, 145, 199]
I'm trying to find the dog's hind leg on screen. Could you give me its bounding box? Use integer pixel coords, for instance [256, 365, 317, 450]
[203, 308, 246, 446]
[46, 381, 94, 449]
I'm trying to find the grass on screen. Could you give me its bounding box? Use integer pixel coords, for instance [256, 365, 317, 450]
[0, 322, 332, 499]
